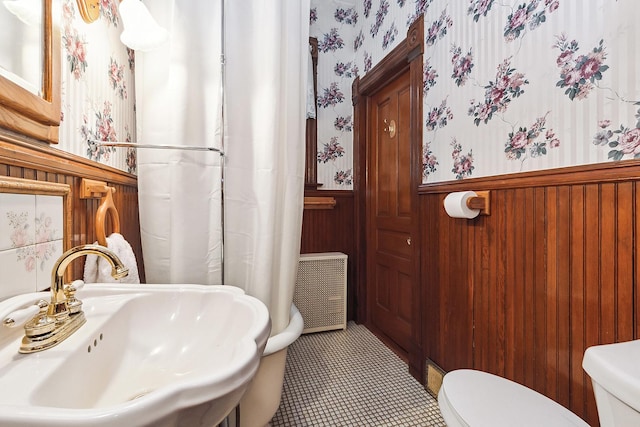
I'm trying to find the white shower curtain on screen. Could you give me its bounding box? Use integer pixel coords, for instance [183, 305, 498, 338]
[136, 1, 224, 285]
[136, 1, 309, 335]
[224, 1, 309, 335]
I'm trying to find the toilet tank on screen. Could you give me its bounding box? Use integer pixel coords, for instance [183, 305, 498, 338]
[583, 340, 640, 427]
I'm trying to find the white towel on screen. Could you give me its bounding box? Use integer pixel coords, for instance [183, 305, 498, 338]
[83, 233, 140, 284]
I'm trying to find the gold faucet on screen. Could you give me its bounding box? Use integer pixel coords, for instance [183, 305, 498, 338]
[19, 244, 129, 354]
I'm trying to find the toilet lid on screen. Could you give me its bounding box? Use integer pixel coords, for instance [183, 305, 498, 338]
[439, 370, 589, 427]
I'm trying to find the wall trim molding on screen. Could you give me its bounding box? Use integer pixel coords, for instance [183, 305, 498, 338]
[0, 130, 137, 185]
[419, 158, 640, 194]
[0, 136, 143, 282]
[304, 189, 354, 197]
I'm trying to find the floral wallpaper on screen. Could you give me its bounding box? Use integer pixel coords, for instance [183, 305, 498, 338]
[49, 1, 639, 183]
[56, 0, 136, 174]
[310, 2, 358, 189]
[311, 0, 640, 185]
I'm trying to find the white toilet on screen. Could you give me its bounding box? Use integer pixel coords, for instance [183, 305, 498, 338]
[437, 369, 589, 427]
[439, 339, 640, 427]
[583, 339, 640, 427]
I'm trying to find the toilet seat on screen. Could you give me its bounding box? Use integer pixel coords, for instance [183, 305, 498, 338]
[438, 369, 589, 427]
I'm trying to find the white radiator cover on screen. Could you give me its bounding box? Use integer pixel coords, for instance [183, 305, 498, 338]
[293, 252, 347, 334]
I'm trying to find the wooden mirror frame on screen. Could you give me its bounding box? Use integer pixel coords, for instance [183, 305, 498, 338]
[305, 37, 319, 189]
[0, 0, 61, 144]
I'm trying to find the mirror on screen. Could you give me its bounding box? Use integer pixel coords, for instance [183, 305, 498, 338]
[0, 0, 43, 95]
[0, 0, 60, 144]
[305, 37, 319, 189]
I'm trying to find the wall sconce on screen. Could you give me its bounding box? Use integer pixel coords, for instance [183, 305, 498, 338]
[117, 0, 168, 51]
[3, 0, 43, 25]
[76, 0, 99, 23]
[76, 0, 168, 51]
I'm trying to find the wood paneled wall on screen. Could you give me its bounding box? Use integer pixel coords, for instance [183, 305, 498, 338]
[420, 160, 640, 426]
[301, 190, 356, 320]
[0, 132, 144, 283]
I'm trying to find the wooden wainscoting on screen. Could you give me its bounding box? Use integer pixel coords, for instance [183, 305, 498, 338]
[420, 160, 640, 426]
[0, 132, 144, 282]
[301, 190, 356, 320]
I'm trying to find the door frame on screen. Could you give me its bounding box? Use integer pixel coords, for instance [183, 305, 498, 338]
[352, 16, 424, 381]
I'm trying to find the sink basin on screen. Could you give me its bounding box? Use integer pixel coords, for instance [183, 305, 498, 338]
[0, 284, 271, 427]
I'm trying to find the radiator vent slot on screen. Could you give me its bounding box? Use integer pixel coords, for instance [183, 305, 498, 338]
[293, 252, 347, 334]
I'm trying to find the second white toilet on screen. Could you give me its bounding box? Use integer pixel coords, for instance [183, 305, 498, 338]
[438, 369, 589, 427]
[439, 338, 640, 426]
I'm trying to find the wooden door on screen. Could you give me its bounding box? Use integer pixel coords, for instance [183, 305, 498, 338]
[367, 69, 413, 352]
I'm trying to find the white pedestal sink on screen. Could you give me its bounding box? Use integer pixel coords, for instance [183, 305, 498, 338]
[0, 284, 271, 427]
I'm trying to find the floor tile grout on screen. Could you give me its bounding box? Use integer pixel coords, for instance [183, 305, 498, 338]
[270, 321, 447, 426]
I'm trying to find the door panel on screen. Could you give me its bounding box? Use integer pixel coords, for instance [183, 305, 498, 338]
[375, 97, 394, 217]
[397, 270, 412, 323]
[397, 86, 412, 217]
[377, 229, 412, 258]
[368, 69, 413, 353]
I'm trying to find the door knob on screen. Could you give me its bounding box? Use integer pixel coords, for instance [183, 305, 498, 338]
[407, 238, 411, 246]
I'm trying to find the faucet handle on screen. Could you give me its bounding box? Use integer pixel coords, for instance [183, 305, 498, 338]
[23, 301, 57, 337]
[64, 280, 85, 315]
[64, 280, 85, 294]
[3, 300, 48, 328]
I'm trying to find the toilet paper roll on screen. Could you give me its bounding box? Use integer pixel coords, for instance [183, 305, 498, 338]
[444, 191, 480, 219]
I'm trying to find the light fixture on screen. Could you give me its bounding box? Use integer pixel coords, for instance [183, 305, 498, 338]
[117, 0, 168, 51]
[76, 0, 100, 23]
[75, 0, 168, 51]
[3, 0, 42, 26]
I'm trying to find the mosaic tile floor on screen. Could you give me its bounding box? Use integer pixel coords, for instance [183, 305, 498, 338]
[270, 322, 446, 426]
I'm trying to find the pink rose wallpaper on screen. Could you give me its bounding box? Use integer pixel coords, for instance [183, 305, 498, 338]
[57, 0, 136, 174]
[51, 0, 639, 185]
[312, 0, 639, 186]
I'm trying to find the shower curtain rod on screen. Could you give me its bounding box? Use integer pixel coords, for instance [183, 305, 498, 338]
[94, 141, 225, 155]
